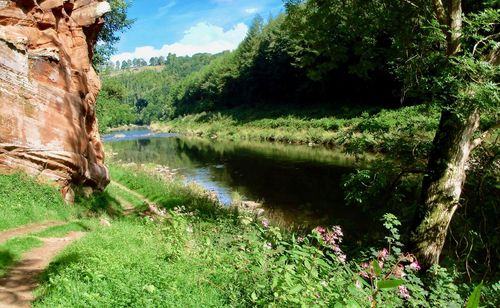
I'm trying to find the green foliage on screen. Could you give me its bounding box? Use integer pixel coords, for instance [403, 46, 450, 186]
[32, 222, 93, 238]
[0, 173, 79, 231]
[156, 104, 439, 155]
[284, 0, 416, 81]
[392, 2, 499, 115]
[169, 15, 313, 115]
[19, 164, 486, 307]
[97, 53, 222, 130]
[108, 164, 233, 220]
[96, 79, 138, 131]
[93, 0, 134, 68]
[34, 219, 233, 307]
[466, 283, 483, 308]
[424, 265, 463, 306]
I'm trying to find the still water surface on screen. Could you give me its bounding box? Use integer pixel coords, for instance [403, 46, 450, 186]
[104, 130, 376, 241]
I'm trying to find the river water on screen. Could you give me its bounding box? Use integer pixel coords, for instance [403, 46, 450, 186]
[103, 130, 377, 241]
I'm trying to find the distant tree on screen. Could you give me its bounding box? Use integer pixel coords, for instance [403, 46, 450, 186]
[93, 0, 134, 68]
[167, 53, 177, 65]
[158, 56, 166, 65]
[237, 15, 264, 69]
[135, 98, 148, 112]
[121, 60, 129, 70]
[106, 61, 115, 71]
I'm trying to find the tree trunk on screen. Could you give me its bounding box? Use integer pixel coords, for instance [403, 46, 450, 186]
[411, 109, 480, 268]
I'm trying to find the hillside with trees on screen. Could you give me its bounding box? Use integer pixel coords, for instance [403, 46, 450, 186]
[97, 52, 225, 129]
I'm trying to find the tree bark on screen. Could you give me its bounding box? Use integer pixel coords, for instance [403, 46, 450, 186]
[412, 109, 480, 267]
[446, 0, 462, 55]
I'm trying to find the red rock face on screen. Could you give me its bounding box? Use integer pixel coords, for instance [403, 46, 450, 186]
[0, 0, 111, 198]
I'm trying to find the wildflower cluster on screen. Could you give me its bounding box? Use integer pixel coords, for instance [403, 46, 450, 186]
[314, 226, 346, 263]
[359, 247, 421, 301]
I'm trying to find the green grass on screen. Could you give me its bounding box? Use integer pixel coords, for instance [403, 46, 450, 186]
[33, 219, 240, 307]
[108, 164, 234, 220]
[152, 104, 440, 158]
[106, 183, 148, 211]
[31, 163, 484, 307]
[73, 189, 124, 218]
[0, 222, 96, 278]
[0, 173, 81, 231]
[32, 221, 95, 238]
[0, 236, 44, 277]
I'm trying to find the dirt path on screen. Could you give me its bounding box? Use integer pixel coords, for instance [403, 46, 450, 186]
[0, 222, 65, 244]
[112, 194, 136, 215]
[110, 181, 166, 217]
[0, 182, 159, 307]
[0, 231, 85, 308]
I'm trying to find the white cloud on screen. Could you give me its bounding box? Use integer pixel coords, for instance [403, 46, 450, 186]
[244, 7, 259, 14]
[111, 22, 249, 62]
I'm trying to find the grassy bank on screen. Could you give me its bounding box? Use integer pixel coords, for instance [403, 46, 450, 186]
[152, 105, 440, 158]
[0, 173, 81, 231]
[1, 168, 495, 306]
[34, 164, 496, 307]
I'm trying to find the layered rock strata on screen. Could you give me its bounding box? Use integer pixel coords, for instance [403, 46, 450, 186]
[0, 0, 111, 199]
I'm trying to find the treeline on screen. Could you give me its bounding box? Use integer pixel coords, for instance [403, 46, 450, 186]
[99, 0, 497, 122]
[169, 4, 411, 115]
[97, 53, 224, 130]
[169, 0, 497, 115]
[102, 53, 197, 71]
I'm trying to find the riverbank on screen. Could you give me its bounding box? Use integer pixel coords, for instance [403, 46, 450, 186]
[151, 104, 440, 158]
[0, 165, 494, 306]
[104, 124, 149, 134]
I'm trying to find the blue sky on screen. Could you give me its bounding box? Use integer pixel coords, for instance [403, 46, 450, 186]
[111, 0, 284, 62]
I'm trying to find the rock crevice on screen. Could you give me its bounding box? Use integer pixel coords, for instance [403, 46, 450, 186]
[0, 0, 110, 197]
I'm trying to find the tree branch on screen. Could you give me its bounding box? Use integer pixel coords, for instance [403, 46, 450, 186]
[432, 0, 448, 28]
[473, 33, 500, 57]
[470, 122, 500, 151]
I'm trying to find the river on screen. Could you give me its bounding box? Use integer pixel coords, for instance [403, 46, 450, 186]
[103, 130, 379, 243]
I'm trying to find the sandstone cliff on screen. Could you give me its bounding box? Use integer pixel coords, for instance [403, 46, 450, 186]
[0, 0, 111, 200]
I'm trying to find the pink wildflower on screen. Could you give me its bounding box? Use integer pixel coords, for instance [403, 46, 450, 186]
[323, 233, 335, 245]
[261, 219, 270, 228]
[409, 261, 421, 271]
[361, 262, 369, 269]
[332, 226, 343, 237]
[338, 254, 347, 263]
[378, 248, 389, 260]
[398, 285, 410, 299]
[315, 226, 326, 235]
[297, 236, 304, 243]
[360, 271, 370, 278]
[332, 245, 341, 252]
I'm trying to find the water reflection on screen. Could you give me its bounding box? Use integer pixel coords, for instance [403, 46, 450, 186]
[105, 131, 374, 240]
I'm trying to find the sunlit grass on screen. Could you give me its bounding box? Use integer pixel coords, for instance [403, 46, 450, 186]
[0, 174, 80, 231]
[152, 104, 440, 156]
